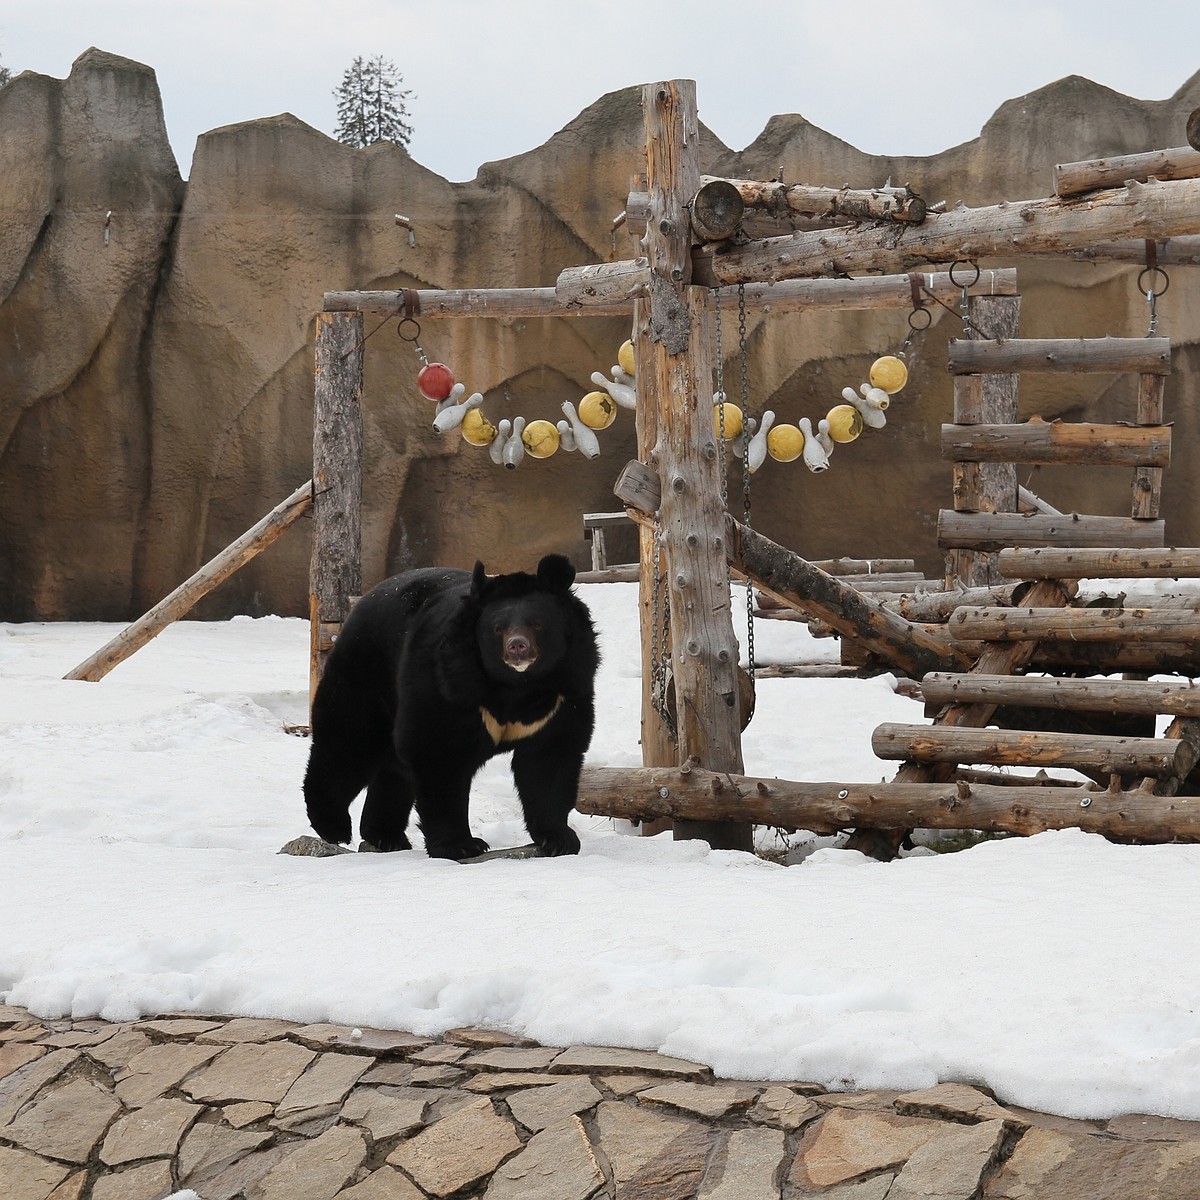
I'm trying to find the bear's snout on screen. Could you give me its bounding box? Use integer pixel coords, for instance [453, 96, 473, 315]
[502, 628, 539, 672]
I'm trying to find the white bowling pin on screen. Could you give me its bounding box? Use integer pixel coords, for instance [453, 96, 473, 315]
[502, 416, 527, 469]
[432, 388, 482, 433]
[746, 410, 776, 474]
[799, 416, 830, 472]
[488, 418, 512, 465]
[560, 400, 601, 459]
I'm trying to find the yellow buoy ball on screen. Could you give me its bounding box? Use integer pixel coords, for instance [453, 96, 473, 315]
[521, 419, 561, 458]
[578, 390, 618, 430]
[618, 339, 636, 376]
[714, 401, 743, 440]
[869, 355, 908, 394]
[460, 407, 498, 447]
[825, 404, 864, 444]
[767, 423, 805, 463]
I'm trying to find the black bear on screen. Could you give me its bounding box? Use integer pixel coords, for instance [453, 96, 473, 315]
[304, 554, 599, 859]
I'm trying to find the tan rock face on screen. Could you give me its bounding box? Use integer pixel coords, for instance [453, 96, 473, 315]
[3, 53, 1200, 620]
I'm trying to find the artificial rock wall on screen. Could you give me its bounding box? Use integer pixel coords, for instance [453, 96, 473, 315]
[2, 49, 1199, 620]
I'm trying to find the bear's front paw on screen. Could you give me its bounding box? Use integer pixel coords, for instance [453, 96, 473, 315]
[426, 836, 490, 861]
[535, 827, 581, 857]
[308, 810, 352, 846]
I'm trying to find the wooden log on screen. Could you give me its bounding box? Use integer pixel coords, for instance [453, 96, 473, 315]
[575, 765, 1200, 841]
[556, 263, 1017, 314]
[894, 581, 1031, 623]
[998, 546, 1200, 579]
[937, 511, 1165, 552]
[613, 458, 966, 679]
[1054, 146, 1200, 198]
[948, 338, 1172, 375]
[64, 481, 313, 683]
[940, 422, 1171, 467]
[693, 176, 1200, 286]
[310, 311, 364, 709]
[575, 564, 640, 584]
[922, 672, 1200, 718]
[1018, 485, 1062, 516]
[556, 258, 652, 309]
[871, 723, 1194, 777]
[1032, 640, 1200, 676]
[949, 605, 1200, 645]
[323, 286, 634, 319]
[643, 79, 750, 852]
[1132, 373, 1167, 519]
[1054, 236, 1200, 265]
[690, 179, 745, 242]
[698, 177, 927, 224]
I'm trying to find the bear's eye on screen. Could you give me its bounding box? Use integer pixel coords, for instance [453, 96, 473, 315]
[493, 623, 502, 635]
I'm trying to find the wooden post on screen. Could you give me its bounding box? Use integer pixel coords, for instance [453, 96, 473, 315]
[310, 311, 364, 711]
[947, 294, 1020, 588]
[64, 481, 313, 683]
[643, 79, 749, 851]
[1133, 372, 1167, 518]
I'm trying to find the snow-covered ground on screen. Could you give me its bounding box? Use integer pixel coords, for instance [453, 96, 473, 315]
[2, 581, 1199, 1121]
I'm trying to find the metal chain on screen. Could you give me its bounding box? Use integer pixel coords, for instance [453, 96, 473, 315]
[713, 288, 728, 511]
[735, 284, 756, 691]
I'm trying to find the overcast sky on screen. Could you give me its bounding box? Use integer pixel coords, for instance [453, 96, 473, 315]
[3, 1, 1198, 181]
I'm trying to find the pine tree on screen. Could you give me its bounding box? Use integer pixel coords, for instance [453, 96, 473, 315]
[333, 55, 414, 149]
[0, 52, 12, 86]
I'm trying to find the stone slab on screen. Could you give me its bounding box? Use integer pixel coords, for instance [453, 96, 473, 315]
[0, 1145, 70, 1200]
[341, 1085, 429, 1141]
[181, 1040, 316, 1104]
[289, 1023, 430, 1056]
[340, 1167, 427, 1199]
[179, 1123, 275, 1185]
[85, 1029, 152, 1072]
[699, 1125, 787, 1200]
[387, 1094, 522, 1197]
[114, 1041, 223, 1108]
[135, 1018, 224, 1038]
[595, 1098, 712, 1199]
[1107, 1112, 1200, 1141]
[790, 1107, 953, 1190]
[223, 1100, 275, 1127]
[277, 1050, 373, 1117]
[551, 1045, 711, 1079]
[249, 1123, 368, 1200]
[89, 1160, 174, 1200]
[466, 1071, 563, 1092]
[506, 1077, 603, 1132]
[0, 1042, 46, 1080]
[639, 1080, 759, 1120]
[0, 1048, 79, 1125]
[197, 1016, 301, 1043]
[888, 1118, 1007, 1200]
[751, 1086, 821, 1131]
[447, 1027, 539, 1049]
[483, 1115, 604, 1199]
[100, 1096, 203, 1165]
[4, 1077, 120, 1164]
[894, 1082, 1020, 1125]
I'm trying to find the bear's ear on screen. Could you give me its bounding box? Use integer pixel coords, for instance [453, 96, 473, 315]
[470, 561, 489, 601]
[537, 554, 576, 593]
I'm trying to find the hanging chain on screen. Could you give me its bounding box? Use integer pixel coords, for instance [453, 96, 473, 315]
[735, 283, 756, 692]
[714, 288, 728, 511]
[949, 261, 981, 338]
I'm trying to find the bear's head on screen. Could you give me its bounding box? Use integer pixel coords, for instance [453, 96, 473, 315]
[470, 554, 578, 680]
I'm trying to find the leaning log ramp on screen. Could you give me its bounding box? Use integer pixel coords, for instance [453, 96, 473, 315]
[577, 542, 1200, 850]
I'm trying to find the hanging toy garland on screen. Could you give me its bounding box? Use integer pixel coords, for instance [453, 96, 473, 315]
[400, 317, 636, 469]
[712, 285, 930, 476]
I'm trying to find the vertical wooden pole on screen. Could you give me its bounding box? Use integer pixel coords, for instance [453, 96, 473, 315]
[1132, 372, 1166, 518]
[947, 294, 1020, 587]
[310, 311, 364, 711]
[643, 80, 750, 851]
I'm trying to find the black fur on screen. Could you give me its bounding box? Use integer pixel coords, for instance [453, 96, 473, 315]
[304, 554, 599, 859]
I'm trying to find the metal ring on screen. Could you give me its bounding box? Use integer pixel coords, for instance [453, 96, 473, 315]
[1137, 266, 1170, 298]
[949, 260, 981, 288]
[908, 307, 933, 332]
[396, 317, 422, 342]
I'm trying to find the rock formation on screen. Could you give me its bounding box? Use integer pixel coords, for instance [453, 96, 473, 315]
[1, 50, 1198, 620]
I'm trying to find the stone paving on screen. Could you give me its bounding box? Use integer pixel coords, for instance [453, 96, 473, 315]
[3, 1004, 1200, 1199]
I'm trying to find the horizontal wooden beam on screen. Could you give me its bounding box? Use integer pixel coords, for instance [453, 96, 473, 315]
[948, 605, 1200, 644]
[922, 672, 1200, 718]
[871, 722, 1194, 777]
[694, 176, 1200, 285]
[937, 511, 1164, 552]
[575, 765, 1200, 841]
[948, 338, 1172, 375]
[1054, 146, 1200, 198]
[997, 546, 1200, 579]
[555, 266, 1017, 315]
[892, 581, 1032, 623]
[941, 422, 1171, 467]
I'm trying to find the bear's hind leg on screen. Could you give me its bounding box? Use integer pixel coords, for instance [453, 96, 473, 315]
[360, 761, 414, 852]
[511, 744, 583, 857]
[303, 741, 380, 846]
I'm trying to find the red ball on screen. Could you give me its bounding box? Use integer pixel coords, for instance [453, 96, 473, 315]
[417, 362, 456, 402]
